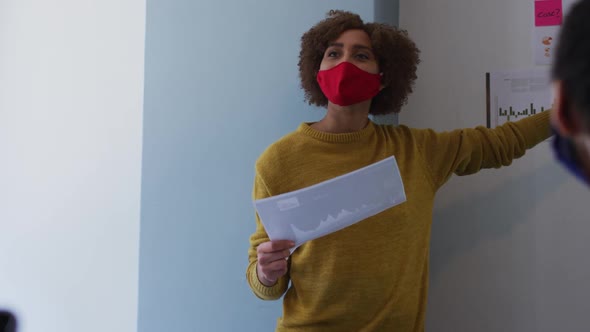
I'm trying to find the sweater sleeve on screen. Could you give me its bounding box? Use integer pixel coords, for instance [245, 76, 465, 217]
[246, 172, 290, 300]
[413, 111, 551, 189]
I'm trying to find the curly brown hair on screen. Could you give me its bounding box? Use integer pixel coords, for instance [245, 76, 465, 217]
[298, 10, 421, 115]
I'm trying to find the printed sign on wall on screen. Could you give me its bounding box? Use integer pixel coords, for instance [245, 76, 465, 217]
[533, 0, 575, 65]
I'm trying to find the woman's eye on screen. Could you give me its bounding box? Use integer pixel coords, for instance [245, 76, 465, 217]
[327, 50, 339, 57]
[356, 53, 370, 60]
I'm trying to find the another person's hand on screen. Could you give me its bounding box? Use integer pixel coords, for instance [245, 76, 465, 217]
[256, 240, 295, 286]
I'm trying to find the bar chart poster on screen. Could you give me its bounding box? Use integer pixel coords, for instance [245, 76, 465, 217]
[486, 69, 552, 128]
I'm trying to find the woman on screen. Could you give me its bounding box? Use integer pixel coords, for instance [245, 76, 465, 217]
[247, 10, 550, 332]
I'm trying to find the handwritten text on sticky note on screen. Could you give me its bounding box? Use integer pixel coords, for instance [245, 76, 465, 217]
[535, 0, 563, 26]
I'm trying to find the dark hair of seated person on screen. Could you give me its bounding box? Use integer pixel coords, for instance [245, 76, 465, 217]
[0, 310, 17, 332]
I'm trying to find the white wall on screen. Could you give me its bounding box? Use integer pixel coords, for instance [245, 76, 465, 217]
[0, 1, 145, 331]
[399, 0, 590, 331]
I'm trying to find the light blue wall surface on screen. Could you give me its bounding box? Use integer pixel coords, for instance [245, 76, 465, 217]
[138, 2, 373, 331]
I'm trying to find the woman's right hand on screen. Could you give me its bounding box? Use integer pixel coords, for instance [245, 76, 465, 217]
[256, 240, 295, 286]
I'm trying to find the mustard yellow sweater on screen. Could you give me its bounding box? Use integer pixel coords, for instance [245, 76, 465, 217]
[247, 112, 550, 332]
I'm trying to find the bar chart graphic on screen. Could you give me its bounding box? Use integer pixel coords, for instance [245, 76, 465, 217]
[498, 103, 547, 122]
[487, 69, 552, 127]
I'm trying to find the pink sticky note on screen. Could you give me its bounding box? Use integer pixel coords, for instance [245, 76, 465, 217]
[535, 0, 563, 26]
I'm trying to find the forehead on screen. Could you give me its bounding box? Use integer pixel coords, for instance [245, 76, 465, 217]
[330, 29, 372, 47]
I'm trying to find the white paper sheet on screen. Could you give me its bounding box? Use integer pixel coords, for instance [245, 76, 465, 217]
[487, 69, 553, 128]
[253, 156, 406, 251]
[533, 25, 559, 66]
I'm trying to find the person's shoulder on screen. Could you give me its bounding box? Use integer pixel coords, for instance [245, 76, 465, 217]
[373, 123, 450, 147]
[372, 122, 418, 138]
[255, 126, 305, 171]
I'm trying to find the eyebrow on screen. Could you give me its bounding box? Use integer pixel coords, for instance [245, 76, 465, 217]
[328, 42, 373, 52]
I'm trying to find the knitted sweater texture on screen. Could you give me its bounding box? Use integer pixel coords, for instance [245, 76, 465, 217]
[247, 112, 550, 332]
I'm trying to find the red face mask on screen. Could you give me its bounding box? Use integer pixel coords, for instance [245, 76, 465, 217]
[316, 62, 382, 106]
